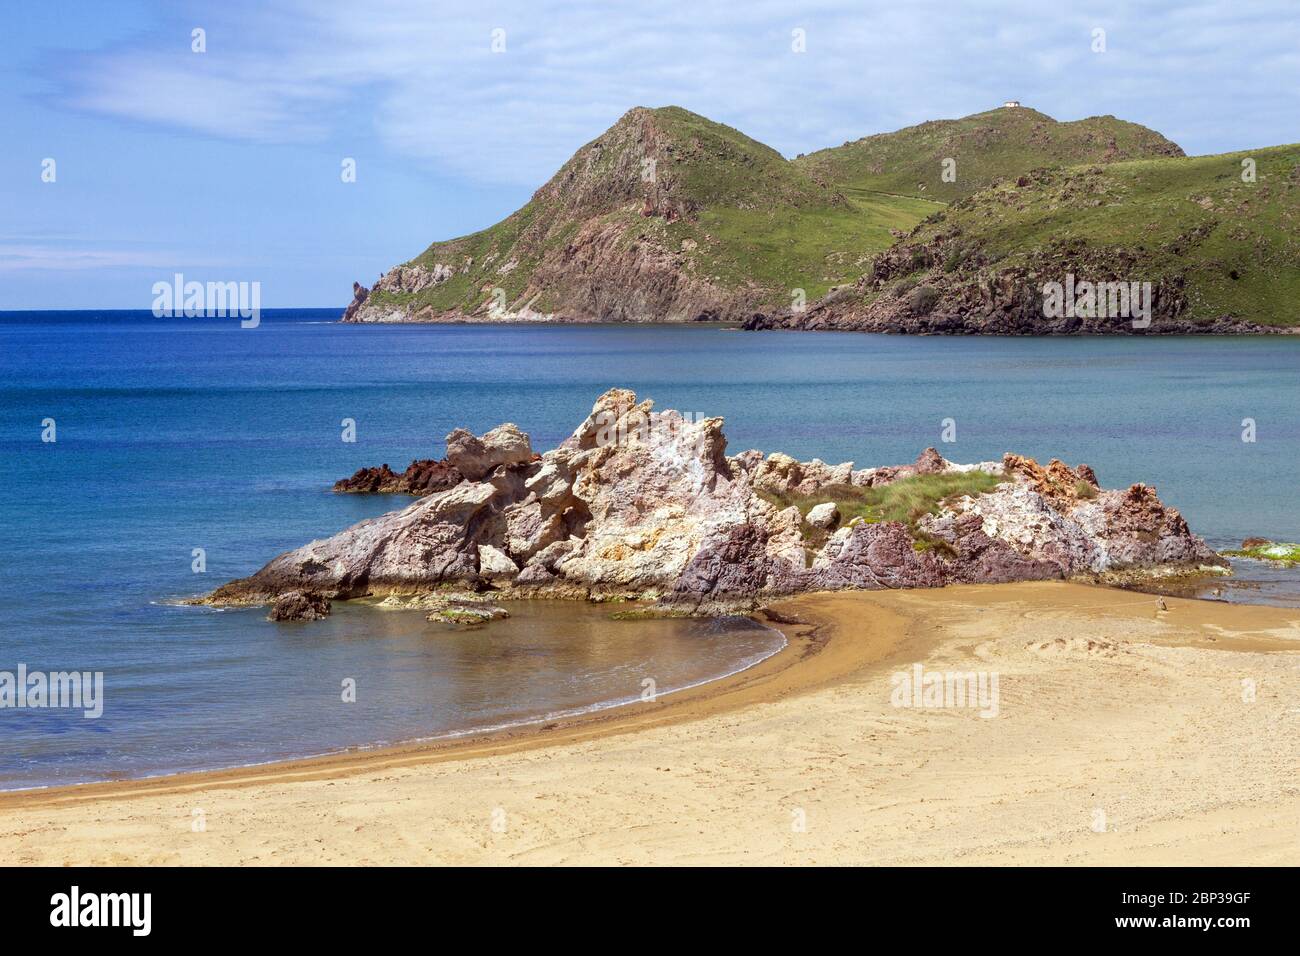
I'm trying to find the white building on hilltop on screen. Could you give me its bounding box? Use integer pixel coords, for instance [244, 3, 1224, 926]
[1002, 100, 1022, 108]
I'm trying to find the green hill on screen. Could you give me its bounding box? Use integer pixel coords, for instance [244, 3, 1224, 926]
[752, 143, 1300, 333]
[353, 106, 934, 323]
[344, 104, 1296, 331]
[794, 106, 1183, 202]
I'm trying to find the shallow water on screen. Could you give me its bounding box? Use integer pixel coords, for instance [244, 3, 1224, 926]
[0, 600, 782, 790]
[1, 310, 1298, 786]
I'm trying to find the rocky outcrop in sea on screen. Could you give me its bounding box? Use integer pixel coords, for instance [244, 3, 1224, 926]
[202, 389, 1224, 618]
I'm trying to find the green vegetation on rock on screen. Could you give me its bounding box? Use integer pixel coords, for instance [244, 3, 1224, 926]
[758, 471, 1004, 549]
[1222, 541, 1300, 565]
[872, 143, 1300, 327]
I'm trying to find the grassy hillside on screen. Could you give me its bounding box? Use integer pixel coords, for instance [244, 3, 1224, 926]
[361, 106, 933, 320]
[354, 104, 1297, 330]
[859, 143, 1300, 327]
[795, 107, 1183, 202]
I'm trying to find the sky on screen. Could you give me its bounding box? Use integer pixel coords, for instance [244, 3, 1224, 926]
[2, 0, 1297, 310]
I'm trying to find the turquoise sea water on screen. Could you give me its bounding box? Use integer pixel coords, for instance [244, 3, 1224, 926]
[2, 310, 1298, 787]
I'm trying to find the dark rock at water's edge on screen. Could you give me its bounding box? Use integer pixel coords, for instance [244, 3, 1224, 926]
[334, 423, 538, 495]
[341, 281, 370, 323]
[267, 590, 332, 622]
[203, 389, 1225, 622]
[334, 459, 464, 496]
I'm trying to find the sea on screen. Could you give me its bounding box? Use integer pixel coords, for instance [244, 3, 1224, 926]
[2, 309, 1297, 788]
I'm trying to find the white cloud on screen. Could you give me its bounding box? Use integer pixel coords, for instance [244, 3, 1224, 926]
[46, 0, 1300, 185]
[0, 245, 225, 272]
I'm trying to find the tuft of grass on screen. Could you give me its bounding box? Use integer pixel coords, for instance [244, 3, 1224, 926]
[1074, 480, 1099, 500]
[756, 470, 1004, 550]
[912, 533, 959, 558]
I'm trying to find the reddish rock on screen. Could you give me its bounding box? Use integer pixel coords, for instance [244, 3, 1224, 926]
[334, 459, 463, 496]
[810, 523, 946, 590]
[1002, 453, 1097, 509]
[913, 447, 948, 475]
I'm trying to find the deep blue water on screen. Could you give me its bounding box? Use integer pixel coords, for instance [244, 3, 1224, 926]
[2, 309, 1298, 786]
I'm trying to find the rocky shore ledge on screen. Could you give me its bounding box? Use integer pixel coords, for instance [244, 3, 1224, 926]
[200, 389, 1224, 620]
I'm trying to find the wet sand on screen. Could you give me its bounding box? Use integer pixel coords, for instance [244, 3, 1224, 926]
[2, 581, 1298, 865]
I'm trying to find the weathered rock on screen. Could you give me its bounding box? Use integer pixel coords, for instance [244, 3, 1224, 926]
[852, 447, 964, 488]
[805, 502, 841, 530]
[505, 500, 566, 561]
[267, 590, 332, 622]
[751, 453, 855, 496]
[914, 447, 948, 475]
[340, 281, 370, 323]
[515, 563, 557, 587]
[477, 544, 520, 579]
[1074, 483, 1222, 570]
[445, 423, 534, 481]
[204, 388, 1222, 617]
[810, 523, 946, 590]
[424, 595, 511, 627]
[1002, 453, 1096, 509]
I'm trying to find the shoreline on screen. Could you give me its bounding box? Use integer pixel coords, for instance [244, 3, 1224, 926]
[4, 581, 1299, 865]
[342, 315, 1298, 335]
[0, 596, 896, 811]
[0, 613, 794, 799]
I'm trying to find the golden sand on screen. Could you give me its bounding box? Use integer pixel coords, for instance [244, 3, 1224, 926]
[2, 581, 1298, 865]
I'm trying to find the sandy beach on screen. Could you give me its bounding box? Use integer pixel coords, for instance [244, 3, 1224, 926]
[2, 580, 1298, 866]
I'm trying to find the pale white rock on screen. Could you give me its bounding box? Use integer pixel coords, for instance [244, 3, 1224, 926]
[477, 545, 519, 578]
[750, 452, 802, 495]
[932, 481, 1099, 572]
[523, 459, 574, 506]
[806, 502, 841, 530]
[769, 505, 809, 567]
[946, 459, 1005, 476]
[751, 453, 855, 496]
[812, 526, 856, 568]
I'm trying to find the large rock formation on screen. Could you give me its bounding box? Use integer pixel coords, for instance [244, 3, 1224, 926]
[203, 389, 1223, 616]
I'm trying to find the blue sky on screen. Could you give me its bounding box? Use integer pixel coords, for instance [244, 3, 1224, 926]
[2, 0, 1297, 310]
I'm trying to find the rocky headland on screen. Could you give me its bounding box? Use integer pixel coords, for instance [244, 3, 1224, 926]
[200, 389, 1223, 621]
[341, 104, 1299, 333]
